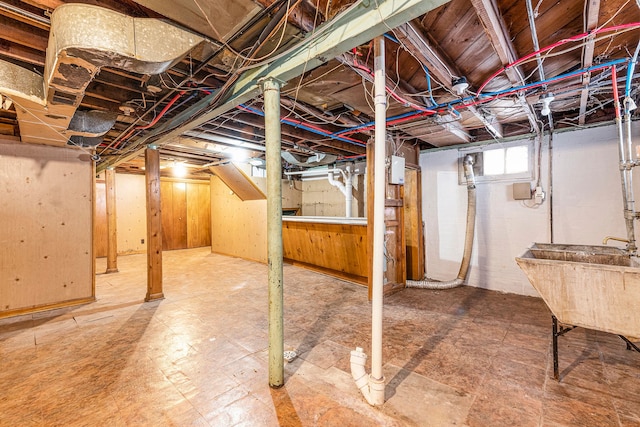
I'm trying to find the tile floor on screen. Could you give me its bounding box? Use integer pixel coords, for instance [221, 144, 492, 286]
[0, 247, 638, 426]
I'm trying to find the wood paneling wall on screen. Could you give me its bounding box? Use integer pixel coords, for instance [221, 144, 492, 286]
[404, 168, 425, 280]
[186, 183, 211, 248]
[367, 140, 407, 297]
[283, 221, 368, 285]
[95, 176, 211, 255]
[210, 175, 267, 262]
[115, 174, 147, 254]
[161, 181, 188, 250]
[0, 140, 94, 317]
[209, 169, 303, 264]
[94, 180, 108, 257]
[160, 180, 211, 251]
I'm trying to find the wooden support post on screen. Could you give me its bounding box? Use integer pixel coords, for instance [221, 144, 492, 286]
[105, 167, 118, 273]
[145, 146, 164, 301]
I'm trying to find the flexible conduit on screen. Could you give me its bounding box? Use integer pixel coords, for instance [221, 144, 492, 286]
[237, 104, 366, 147]
[336, 58, 629, 136]
[114, 91, 186, 148]
[406, 155, 476, 289]
[625, 41, 640, 98]
[478, 22, 640, 93]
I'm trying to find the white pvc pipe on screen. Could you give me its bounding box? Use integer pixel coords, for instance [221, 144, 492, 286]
[371, 35, 386, 386]
[284, 168, 330, 176]
[327, 168, 354, 218]
[350, 35, 386, 407]
[282, 216, 367, 225]
[345, 166, 353, 218]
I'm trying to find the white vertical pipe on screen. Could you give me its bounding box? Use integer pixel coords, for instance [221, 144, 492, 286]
[345, 172, 353, 218]
[371, 35, 386, 385]
[349, 36, 386, 406]
[262, 78, 284, 388]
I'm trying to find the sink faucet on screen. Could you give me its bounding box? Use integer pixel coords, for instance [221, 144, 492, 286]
[603, 236, 629, 245]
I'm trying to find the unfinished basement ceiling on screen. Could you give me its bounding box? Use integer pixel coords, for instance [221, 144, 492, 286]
[0, 0, 639, 178]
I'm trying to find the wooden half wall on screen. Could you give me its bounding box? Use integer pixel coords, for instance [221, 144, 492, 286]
[0, 140, 94, 317]
[282, 218, 368, 285]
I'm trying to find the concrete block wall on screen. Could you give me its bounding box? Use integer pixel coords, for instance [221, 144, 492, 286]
[420, 122, 640, 296]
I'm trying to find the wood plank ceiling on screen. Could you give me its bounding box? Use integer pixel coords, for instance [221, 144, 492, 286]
[0, 0, 639, 178]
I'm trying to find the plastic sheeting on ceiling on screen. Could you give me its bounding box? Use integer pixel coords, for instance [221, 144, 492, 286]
[129, 0, 263, 42]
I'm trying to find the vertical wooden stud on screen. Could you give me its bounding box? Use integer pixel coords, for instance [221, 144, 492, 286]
[145, 146, 164, 301]
[366, 141, 374, 301]
[105, 167, 118, 273]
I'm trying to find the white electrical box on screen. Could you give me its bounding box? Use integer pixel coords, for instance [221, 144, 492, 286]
[390, 155, 405, 184]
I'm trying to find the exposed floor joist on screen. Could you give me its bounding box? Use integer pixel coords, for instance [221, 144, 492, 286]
[578, 0, 601, 125]
[97, 0, 450, 172]
[393, 21, 502, 139]
[470, 0, 541, 134]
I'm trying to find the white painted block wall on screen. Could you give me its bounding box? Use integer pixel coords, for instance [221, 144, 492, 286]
[420, 121, 640, 296]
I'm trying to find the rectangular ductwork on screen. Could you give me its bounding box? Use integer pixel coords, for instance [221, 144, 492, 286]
[0, 3, 205, 146]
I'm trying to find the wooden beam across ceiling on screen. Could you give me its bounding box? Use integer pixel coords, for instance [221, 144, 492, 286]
[216, 111, 365, 154]
[97, 0, 450, 172]
[19, 0, 63, 11]
[393, 21, 503, 139]
[469, 0, 541, 134]
[578, 0, 600, 125]
[0, 39, 44, 66]
[0, 2, 50, 30]
[0, 16, 48, 51]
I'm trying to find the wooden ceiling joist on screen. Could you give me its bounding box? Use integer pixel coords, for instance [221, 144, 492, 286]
[578, 0, 601, 125]
[0, 16, 48, 51]
[217, 112, 366, 155]
[0, 39, 45, 66]
[470, 0, 540, 134]
[393, 21, 502, 139]
[97, 0, 449, 171]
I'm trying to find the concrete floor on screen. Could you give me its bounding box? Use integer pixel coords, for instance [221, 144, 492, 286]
[0, 247, 639, 426]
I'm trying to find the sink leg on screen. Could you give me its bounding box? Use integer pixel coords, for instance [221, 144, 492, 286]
[552, 315, 559, 380]
[618, 335, 640, 353]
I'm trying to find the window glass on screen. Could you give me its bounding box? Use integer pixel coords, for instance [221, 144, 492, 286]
[483, 148, 505, 175]
[458, 141, 533, 184]
[505, 146, 528, 174]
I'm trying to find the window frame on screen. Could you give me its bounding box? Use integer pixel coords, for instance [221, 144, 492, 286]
[457, 140, 534, 185]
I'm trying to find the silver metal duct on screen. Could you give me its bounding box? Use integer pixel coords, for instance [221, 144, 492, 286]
[281, 151, 338, 167]
[0, 3, 205, 146]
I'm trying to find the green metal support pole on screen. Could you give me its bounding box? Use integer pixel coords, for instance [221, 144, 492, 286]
[262, 78, 284, 388]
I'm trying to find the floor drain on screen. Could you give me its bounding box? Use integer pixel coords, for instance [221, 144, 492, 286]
[283, 350, 297, 362]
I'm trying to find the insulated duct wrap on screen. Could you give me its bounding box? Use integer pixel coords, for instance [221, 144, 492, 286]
[0, 3, 204, 146]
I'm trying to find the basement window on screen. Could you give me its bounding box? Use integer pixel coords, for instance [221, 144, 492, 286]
[458, 141, 533, 184]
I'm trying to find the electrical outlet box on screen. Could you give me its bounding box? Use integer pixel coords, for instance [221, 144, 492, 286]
[389, 155, 405, 185]
[513, 182, 532, 200]
[534, 186, 545, 203]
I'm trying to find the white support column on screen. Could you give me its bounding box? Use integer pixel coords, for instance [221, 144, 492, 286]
[350, 36, 386, 406]
[370, 35, 386, 389]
